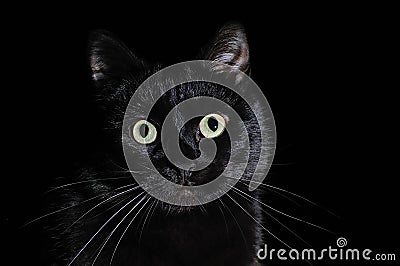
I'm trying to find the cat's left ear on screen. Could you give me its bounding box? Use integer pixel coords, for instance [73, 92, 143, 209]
[202, 22, 250, 74]
[88, 30, 144, 88]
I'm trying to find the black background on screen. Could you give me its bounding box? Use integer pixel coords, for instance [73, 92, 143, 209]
[3, 5, 398, 265]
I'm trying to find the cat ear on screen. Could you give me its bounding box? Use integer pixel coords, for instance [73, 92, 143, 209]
[88, 30, 144, 88]
[203, 22, 250, 74]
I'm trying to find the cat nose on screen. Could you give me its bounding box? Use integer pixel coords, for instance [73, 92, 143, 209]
[179, 126, 201, 160]
[179, 136, 201, 160]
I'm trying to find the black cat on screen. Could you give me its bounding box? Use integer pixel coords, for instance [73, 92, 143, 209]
[47, 23, 269, 266]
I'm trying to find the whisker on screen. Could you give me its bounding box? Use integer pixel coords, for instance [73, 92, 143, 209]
[225, 176, 337, 217]
[138, 199, 157, 243]
[231, 186, 334, 234]
[91, 196, 150, 265]
[61, 185, 140, 234]
[195, 196, 208, 214]
[108, 197, 152, 266]
[106, 158, 131, 172]
[230, 188, 312, 247]
[106, 159, 159, 175]
[136, 163, 160, 175]
[219, 197, 247, 247]
[263, 183, 339, 218]
[89, 194, 132, 221]
[21, 184, 136, 228]
[216, 199, 229, 239]
[147, 200, 158, 227]
[67, 191, 145, 266]
[236, 179, 301, 207]
[44, 177, 133, 194]
[225, 193, 293, 250]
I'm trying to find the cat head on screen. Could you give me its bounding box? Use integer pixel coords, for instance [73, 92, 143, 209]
[88, 23, 265, 211]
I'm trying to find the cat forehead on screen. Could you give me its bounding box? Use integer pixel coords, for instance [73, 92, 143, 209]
[126, 78, 213, 116]
[123, 66, 260, 124]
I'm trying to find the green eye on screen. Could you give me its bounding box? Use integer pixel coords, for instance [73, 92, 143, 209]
[199, 113, 226, 139]
[132, 120, 157, 144]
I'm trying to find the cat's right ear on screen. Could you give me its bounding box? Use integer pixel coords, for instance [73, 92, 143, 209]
[202, 22, 250, 74]
[88, 30, 143, 88]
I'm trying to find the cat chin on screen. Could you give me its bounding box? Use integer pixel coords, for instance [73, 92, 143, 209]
[158, 202, 199, 214]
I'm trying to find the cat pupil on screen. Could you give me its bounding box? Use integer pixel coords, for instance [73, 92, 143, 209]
[207, 117, 218, 132]
[139, 124, 149, 137]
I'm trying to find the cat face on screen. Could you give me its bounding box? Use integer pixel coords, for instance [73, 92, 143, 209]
[133, 83, 233, 187]
[88, 23, 267, 210]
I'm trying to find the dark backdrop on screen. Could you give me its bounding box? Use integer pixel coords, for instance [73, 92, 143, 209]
[3, 5, 397, 266]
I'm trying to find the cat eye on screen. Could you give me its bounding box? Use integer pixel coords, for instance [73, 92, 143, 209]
[199, 113, 226, 139]
[132, 120, 157, 144]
